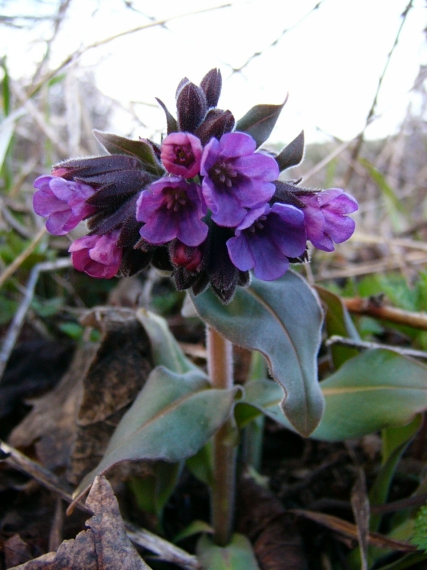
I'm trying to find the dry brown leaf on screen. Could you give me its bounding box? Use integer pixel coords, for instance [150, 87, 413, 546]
[350, 470, 370, 570]
[4, 534, 33, 568]
[9, 310, 154, 485]
[236, 475, 308, 570]
[9, 476, 152, 570]
[291, 509, 417, 552]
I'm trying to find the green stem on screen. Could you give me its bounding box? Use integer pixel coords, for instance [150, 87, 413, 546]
[206, 326, 236, 546]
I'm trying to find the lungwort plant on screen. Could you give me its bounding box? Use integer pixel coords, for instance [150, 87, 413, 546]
[32, 69, 427, 565]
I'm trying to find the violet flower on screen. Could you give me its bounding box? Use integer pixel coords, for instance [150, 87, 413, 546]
[136, 176, 208, 247]
[33, 175, 96, 235]
[69, 231, 122, 279]
[226, 203, 306, 281]
[298, 188, 358, 252]
[200, 132, 279, 227]
[161, 132, 202, 178]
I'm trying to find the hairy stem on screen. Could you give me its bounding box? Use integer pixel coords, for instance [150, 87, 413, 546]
[206, 326, 235, 546]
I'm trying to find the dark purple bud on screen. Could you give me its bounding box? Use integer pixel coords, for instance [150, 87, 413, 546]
[119, 248, 152, 277]
[272, 180, 307, 209]
[53, 155, 142, 180]
[155, 98, 178, 135]
[151, 247, 174, 273]
[275, 130, 305, 172]
[200, 69, 222, 108]
[85, 169, 151, 208]
[194, 109, 235, 145]
[176, 82, 207, 133]
[176, 77, 190, 98]
[205, 224, 241, 304]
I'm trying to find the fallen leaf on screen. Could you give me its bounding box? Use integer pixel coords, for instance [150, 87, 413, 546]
[9, 476, 152, 569]
[9, 310, 154, 484]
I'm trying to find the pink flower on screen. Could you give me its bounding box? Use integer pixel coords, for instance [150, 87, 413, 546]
[69, 231, 122, 279]
[299, 189, 358, 252]
[160, 132, 202, 178]
[33, 175, 96, 235]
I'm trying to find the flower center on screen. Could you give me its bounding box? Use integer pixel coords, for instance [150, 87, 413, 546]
[164, 188, 188, 212]
[209, 160, 238, 189]
[175, 145, 193, 168]
[249, 215, 267, 233]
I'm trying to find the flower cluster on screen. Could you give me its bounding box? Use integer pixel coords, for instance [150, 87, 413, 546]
[33, 69, 358, 303]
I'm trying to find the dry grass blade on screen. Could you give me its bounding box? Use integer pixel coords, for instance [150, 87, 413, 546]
[0, 226, 47, 290]
[291, 509, 417, 552]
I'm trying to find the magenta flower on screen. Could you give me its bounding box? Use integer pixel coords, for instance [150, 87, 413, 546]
[69, 231, 122, 279]
[170, 240, 203, 273]
[136, 176, 208, 247]
[33, 175, 96, 235]
[200, 132, 279, 227]
[161, 132, 202, 178]
[226, 203, 306, 281]
[298, 188, 358, 252]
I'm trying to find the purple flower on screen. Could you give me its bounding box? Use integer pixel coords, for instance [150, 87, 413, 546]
[161, 132, 202, 178]
[33, 175, 96, 235]
[136, 176, 208, 247]
[226, 203, 306, 281]
[69, 231, 122, 279]
[298, 188, 358, 252]
[200, 132, 279, 227]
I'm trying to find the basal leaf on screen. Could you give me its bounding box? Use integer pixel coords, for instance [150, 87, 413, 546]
[93, 130, 164, 175]
[73, 367, 240, 503]
[235, 98, 288, 148]
[240, 350, 427, 442]
[196, 534, 260, 570]
[192, 271, 324, 436]
[314, 350, 427, 441]
[275, 130, 305, 171]
[136, 309, 199, 374]
[314, 286, 360, 369]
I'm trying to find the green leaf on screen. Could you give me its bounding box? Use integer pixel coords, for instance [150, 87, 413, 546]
[196, 534, 260, 570]
[314, 286, 360, 368]
[129, 461, 182, 520]
[369, 417, 421, 534]
[73, 367, 239, 502]
[275, 130, 304, 171]
[1, 57, 10, 116]
[173, 520, 214, 543]
[192, 271, 324, 436]
[313, 350, 427, 441]
[235, 98, 287, 148]
[186, 441, 214, 487]
[93, 130, 164, 175]
[136, 309, 199, 374]
[239, 352, 427, 443]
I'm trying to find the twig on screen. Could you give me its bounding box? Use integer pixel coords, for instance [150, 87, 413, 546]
[343, 297, 427, 331]
[0, 258, 72, 381]
[225, 1, 325, 76]
[0, 225, 47, 289]
[125, 522, 202, 570]
[0, 440, 89, 512]
[314, 251, 427, 281]
[25, 3, 232, 101]
[343, 0, 414, 186]
[0, 441, 201, 569]
[326, 335, 427, 360]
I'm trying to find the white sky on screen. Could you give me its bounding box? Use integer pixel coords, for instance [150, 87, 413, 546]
[1, 0, 427, 145]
